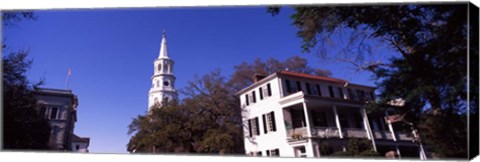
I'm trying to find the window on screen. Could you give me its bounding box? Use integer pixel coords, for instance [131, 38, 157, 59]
[332, 87, 342, 99]
[256, 151, 262, 156]
[262, 111, 277, 133]
[76, 145, 80, 150]
[291, 109, 306, 128]
[163, 81, 169, 87]
[306, 83, 312, 95]
[50, 107, 58, 119]
[328, 86, 334, 98]
[252, 91, 257, 103]
[245, 94, 249, 106]
[260, 84, 272, 100]
[267, 149, 280, 156]
[357, 90, 366, 102]
[248, 117, 260, 137]
[157, 63, 161, 72]
[286, 80, 292, 93]
[312, 111, 327, 127]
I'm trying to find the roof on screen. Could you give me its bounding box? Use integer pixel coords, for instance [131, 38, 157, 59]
[278, 70, 347, 84]
[33, 87, 74, 96]
[235, 70, 375, 95]
[278, 70, 375, 89]
[72, 134, 90, 144]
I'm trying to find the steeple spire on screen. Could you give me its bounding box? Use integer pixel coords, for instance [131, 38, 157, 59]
[158, 30, 169, 59]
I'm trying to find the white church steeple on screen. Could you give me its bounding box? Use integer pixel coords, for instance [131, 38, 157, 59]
[158, 31, 169, 59]
[148, 31, 178, 111]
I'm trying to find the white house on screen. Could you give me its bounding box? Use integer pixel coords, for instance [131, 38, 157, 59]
[236, 70, 426, 158]
[71, 134, 90, 153]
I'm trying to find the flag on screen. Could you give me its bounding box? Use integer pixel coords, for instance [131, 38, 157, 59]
[384, 113, 405, 123]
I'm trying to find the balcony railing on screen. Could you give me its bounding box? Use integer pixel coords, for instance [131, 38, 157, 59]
[287, 127, 308, 139]
[397, 132, 414, 141]
[311, 127, 340, 138]
[343, 128, 368, 138]
[373, 130, 393, 140]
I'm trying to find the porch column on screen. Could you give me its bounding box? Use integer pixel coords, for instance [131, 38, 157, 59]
[333, 105, 343, 139]
[302, 102, 312, 137]
[361, 108, 377, 152]
[385, 111, 401, 158]
[305, 139, 315, 157]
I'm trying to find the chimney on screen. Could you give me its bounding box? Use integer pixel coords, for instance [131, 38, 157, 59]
[252, 73, 266, 83]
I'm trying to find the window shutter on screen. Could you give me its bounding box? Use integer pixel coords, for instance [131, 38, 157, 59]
[286, 80, 291, 93]
[262, 114, 268, 134]
[296, 81, 302, 91]
[328, 86, 334, 98]
[270, 111, 276, 131]
[316, 84, 322, 96]
[248, 119, 252, 137]
[255, 117, 260, 135]
[266, 150, 270, 156]
[40, 106, 47, 119]
[275, 149, 280, 156]
[245, 94, 249, 106]
[267, 84, 272, 96]
[259, 87, 264, 100]
[252, 91, 257, 103]
[306, 83, 311, 95]
[338, 87, 344, 99]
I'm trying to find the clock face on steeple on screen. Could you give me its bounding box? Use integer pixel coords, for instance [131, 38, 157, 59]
[163, 81, 169, 87]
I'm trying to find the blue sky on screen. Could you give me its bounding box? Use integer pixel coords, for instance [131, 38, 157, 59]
[3, 6, 394, 153]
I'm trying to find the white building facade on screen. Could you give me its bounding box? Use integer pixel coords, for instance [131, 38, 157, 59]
[148, 32, 178, 111]
[236, 71, 426, 158]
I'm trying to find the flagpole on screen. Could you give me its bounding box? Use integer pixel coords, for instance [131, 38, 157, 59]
[65, 68, 71, 90]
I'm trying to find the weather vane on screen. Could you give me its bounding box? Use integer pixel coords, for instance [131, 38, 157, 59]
[162, 30, 167, 37]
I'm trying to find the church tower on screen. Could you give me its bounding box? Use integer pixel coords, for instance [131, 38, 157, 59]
[148, 31, 178, 111]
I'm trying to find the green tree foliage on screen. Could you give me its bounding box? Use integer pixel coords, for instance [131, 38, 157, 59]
[229, 56, 331, 91]
[269, 3, 477, 158]
[3, 51, 51, 150]
[127, 70, 244, 154]
[328, 139, 380, 157]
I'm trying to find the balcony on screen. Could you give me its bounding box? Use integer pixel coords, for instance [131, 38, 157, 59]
[343, 128, 368, 138]
[311, 127, 340, 138]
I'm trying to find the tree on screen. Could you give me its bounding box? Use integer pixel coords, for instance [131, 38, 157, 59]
[269, 3, 477, 158]
[127, 70, 244, 154]
[3, 51, 51, 150]
[229, 56, 331, 92]
[329, 138, 380, 157]
[3, 11, 51, 150]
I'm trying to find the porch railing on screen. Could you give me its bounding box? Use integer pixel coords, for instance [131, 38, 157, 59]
[343, 128, 368, 138]
[311, 127, 341, 138]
